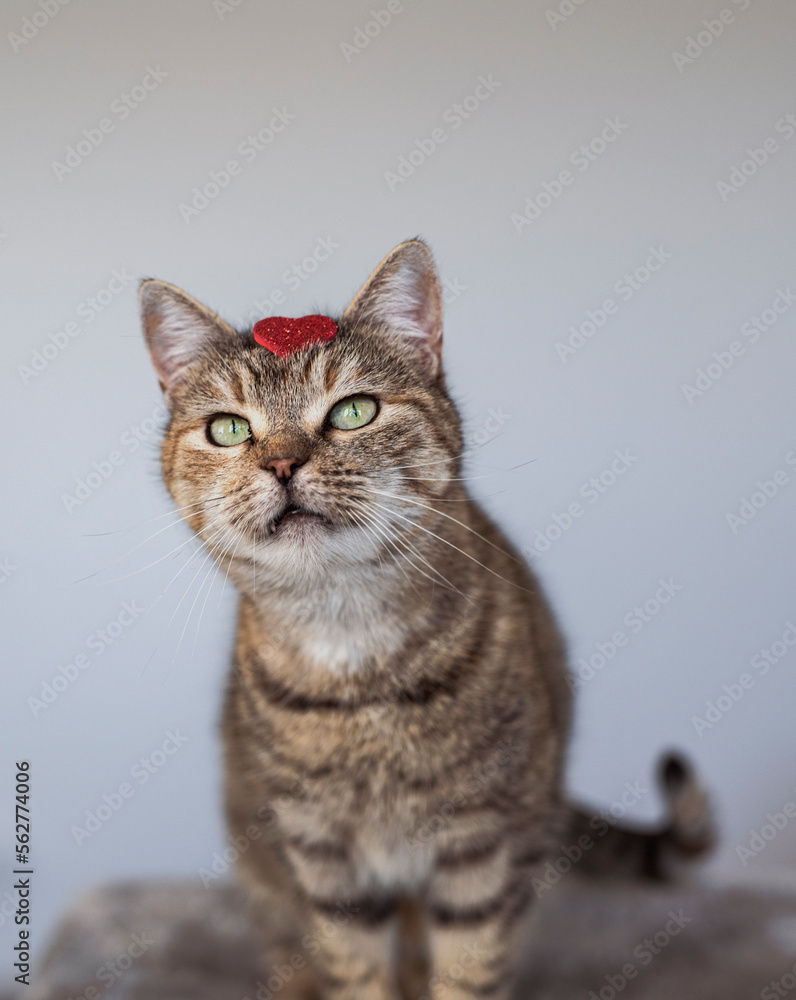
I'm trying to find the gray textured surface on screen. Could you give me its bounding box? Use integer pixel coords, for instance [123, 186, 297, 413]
[14, 877, 796, 1000]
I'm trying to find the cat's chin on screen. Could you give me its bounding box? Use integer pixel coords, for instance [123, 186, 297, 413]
[263, 503, 333, 540]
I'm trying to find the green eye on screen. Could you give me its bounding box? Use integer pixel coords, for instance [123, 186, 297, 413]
[208, 415, 251, 447]
[328, 395, 378, 431]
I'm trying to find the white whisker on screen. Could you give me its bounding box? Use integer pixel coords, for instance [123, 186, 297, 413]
[218, 529, 245, 607]
[361, 486, 523, 565]
[348, 508, 406, 582]
[176, 527, 236, 663]
[70, 496, 227, 585]
[80, 496, 226, 538]
[143, 517, 233, 672]
[362, 504, 465, 598]
[392, 473, 492, 483]
[349, 507, 424, 599]
[365, 498, 533, 595]
[192, 531, 235, 656]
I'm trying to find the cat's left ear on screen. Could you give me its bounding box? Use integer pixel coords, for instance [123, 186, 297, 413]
[342, 239, 444, 377]
[139, 279, 237, 402]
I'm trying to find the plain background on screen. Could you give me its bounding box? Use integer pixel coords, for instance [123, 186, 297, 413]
[2, 0, 795, 977]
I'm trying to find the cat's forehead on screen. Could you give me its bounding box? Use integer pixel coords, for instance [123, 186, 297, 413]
[237, 340, 366, 420]
[180, 325, 419, 429]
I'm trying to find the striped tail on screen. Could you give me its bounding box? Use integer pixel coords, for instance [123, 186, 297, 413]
[563, 751, 717, 880]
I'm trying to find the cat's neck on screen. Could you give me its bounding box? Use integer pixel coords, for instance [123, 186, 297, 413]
[230, 501, 483, 676]
[223, 488, 492, 679]
[235, 556, 438, 676]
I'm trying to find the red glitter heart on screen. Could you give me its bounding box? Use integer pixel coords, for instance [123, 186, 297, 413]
[252, 315, 338, 357]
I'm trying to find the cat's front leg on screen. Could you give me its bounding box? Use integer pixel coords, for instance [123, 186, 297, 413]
[302, 894, 401, 1000]
[282, 830, 401, 999]
[424, 843, 536, 1000]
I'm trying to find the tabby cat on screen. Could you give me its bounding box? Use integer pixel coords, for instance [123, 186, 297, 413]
[140, 240, 713, 1000]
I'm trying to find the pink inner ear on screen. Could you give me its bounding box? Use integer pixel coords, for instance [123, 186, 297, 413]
[341, 241, 445, 375]
[381, 265, 443, 362]
[367, 264, 442, 349]
[415, 268, 443, 342]
[253, 315, 338, 357]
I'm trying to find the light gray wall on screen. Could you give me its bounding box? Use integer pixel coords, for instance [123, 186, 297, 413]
[2, 0, 796, 969]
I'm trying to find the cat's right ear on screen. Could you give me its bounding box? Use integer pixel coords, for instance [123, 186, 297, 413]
[139, 279, 237, 402]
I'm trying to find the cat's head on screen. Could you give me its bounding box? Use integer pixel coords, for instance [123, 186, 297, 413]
[140, 240, 464, 595]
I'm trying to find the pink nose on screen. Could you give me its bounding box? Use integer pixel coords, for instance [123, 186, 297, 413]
[264, 456, 304, 482]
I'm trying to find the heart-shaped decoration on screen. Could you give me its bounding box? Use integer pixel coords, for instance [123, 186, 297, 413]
[252, 315, 338, 358]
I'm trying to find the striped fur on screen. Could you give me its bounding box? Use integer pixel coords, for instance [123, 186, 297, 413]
[140, 241, 714, 1000]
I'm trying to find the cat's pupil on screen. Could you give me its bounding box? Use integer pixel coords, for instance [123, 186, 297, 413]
[328, 395, 377, 430]
[209, 414, 251, 446]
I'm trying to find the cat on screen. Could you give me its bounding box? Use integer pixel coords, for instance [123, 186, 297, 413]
[139, 240, 714, 1000]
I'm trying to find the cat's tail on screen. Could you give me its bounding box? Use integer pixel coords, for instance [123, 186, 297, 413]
[561, 751, 717, 881]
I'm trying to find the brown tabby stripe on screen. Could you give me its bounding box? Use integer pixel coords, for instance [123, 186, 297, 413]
[498, 884, 534, 933]
[226, 368, 244, 402]
[429, 881, 525, 927]
[310, 895, 396, 926]
[436, 838, 505, 870]
[512, 847, 546, 868]
[285, 836, 348, 861]
[457, 969, 515, 998]
[316, 967, 379, 990]
[323, 359, 343, 393]
[242, 625, 485, 712]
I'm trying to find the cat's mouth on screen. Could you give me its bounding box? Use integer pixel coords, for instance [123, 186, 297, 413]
[266, 502, 331, 536]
